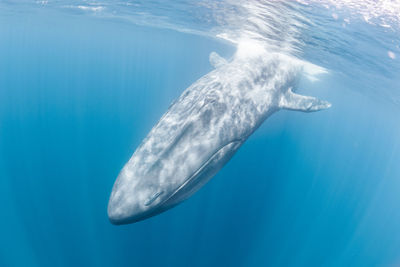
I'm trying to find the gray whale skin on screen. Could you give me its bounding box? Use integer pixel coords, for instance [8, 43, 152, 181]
[108, 45, 331, 225]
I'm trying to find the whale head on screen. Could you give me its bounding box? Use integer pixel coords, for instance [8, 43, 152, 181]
[108, 116, 242, 225]
[107, 165, 169, 224]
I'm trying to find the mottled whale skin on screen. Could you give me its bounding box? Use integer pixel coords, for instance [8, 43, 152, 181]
[108, 44, 330, 224]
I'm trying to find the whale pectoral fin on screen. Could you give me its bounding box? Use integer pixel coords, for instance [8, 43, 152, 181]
[279, 88, 331, 112]
[209, 52, 227, 68]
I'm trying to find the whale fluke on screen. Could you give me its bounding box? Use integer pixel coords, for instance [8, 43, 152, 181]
[209, 52, 228, 68]
[279, 88, 331, 112]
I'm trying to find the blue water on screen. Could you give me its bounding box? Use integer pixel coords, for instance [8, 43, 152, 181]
[1, 1, 400, 266]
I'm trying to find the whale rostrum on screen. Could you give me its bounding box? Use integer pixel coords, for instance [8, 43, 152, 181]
[108, 46, 331, 225]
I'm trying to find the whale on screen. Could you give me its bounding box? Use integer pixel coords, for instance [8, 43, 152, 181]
[107, 42, 331, 225]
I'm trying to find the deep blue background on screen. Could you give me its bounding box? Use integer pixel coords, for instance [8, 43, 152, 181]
[1, 9, 400, 267]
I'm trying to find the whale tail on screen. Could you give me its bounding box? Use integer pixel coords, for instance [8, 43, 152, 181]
[279, 88, 331, 112]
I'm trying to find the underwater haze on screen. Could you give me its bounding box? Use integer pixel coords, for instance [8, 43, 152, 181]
[1, 0, 400, 266]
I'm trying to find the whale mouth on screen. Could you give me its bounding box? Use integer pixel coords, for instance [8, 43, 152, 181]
[144, 191, 165, 206]
[108, 140, 243, 225]
[108, 166, 207, 225]
[108, 197, 168, 225]
[150, 140, 243, 213]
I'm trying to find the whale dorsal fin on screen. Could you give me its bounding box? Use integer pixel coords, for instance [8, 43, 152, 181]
[209, 52, 227, 68]
[279, 88, 331, 112]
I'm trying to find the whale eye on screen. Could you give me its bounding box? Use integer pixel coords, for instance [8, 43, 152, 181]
[144, 191, 164, 206]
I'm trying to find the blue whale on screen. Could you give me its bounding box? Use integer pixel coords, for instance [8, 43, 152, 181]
[108, 43, 331, 224]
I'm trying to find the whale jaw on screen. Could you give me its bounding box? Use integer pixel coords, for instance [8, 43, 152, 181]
[107, 140, 243, 225]
[108, 201, 173, 225]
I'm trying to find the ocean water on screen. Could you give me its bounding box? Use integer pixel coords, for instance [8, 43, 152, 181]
[1, 1, 400, 266]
